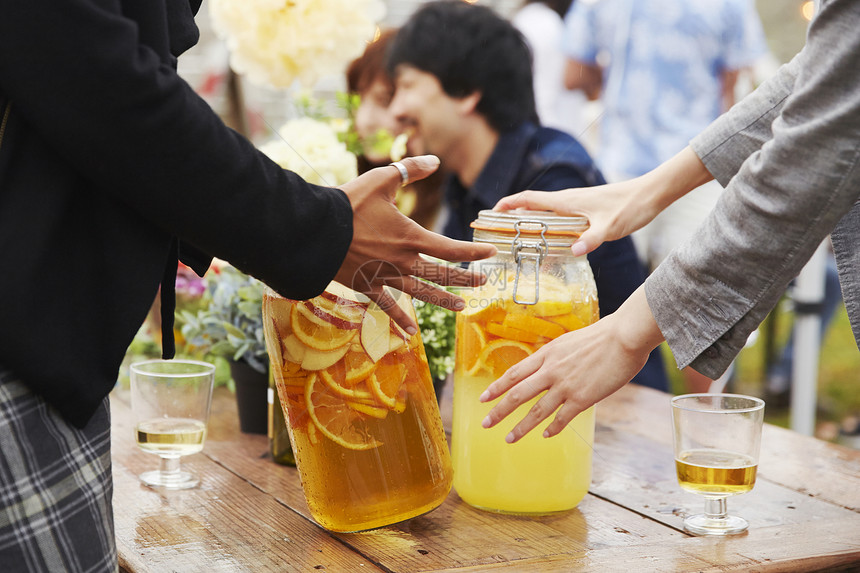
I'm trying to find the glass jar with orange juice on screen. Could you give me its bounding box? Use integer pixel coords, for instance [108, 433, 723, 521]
[453, 210, 598, 514]
[262, 283, 452, 532]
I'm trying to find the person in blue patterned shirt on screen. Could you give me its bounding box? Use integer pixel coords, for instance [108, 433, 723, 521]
[563, 0, 767, 391]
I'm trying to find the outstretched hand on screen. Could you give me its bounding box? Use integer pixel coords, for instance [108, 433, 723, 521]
[479, 287, 665, 442]
[494, 147, 714, 256]
[337, 155, 496, 332]
[493, 179, 657, 257]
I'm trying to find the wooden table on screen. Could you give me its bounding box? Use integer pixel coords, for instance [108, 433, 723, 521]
[110, 384, 860, 572]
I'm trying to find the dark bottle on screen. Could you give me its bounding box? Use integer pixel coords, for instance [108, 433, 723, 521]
[268, 368, 295, 466]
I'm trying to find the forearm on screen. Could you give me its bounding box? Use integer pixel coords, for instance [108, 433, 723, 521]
[563, 59, 601, 99]
[609, 285, 665, 358]
[636, 147, 713, 219]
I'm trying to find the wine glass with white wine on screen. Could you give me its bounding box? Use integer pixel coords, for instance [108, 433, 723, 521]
[671, 393, 765, 535]
[130, 359, 215, 489]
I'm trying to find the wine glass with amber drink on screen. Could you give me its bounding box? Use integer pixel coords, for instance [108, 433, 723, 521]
[130, 359, 215, 489]
[671, 394, 765, 535]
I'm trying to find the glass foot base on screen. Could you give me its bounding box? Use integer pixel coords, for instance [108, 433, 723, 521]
[139, 469, 199, 490]
[683, 513, 748, 536]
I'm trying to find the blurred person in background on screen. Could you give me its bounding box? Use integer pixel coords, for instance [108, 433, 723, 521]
[563, 0, 768, 392]
[387, 0, 668, 391]
[346, 29, 445, 231]
[512, 0, 588, 138]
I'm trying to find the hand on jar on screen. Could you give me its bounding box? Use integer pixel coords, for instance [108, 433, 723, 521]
[337, 155, 496, 333]
[479, 287, 665, 442]
[494, 147, 713, 257]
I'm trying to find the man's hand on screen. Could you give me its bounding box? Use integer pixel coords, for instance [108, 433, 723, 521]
[337, 155, 496, 333]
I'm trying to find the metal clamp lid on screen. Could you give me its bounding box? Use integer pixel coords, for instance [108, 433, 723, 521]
[511, 220, 548, 305]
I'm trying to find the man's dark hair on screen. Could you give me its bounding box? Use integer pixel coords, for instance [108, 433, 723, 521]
[388, 0, 537, 132]
[525, 0, 575, 19]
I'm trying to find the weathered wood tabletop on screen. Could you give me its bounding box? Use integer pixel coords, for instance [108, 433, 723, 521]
[110, 383, 860, 572]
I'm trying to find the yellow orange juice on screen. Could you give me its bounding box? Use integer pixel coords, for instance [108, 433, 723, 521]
[263, 285, 453, 532]
[453, 371, 594, 513]
[452, 273, 598, 514]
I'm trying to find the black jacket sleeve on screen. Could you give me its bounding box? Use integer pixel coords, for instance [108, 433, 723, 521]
[0, 0, 352, 299]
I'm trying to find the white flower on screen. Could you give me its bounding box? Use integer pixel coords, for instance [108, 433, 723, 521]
[209, 0, 386, 88]
[259, 117, 357, 186]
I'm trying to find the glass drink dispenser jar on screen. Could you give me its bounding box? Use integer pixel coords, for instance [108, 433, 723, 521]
[262, 283, 453, 532]
[452, 210, 599, 514]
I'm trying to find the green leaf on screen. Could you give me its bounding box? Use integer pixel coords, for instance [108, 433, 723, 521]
[222, 322, 246, 339]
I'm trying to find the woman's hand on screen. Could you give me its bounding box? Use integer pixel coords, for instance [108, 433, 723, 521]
[337, 155, 496, 332]
[480, 287, 665, 442]
[494, 179, 657, 257]
[494, 147, 713, 256]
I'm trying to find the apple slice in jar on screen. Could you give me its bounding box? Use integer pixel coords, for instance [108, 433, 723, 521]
[360, 305, 391, 363]
[388, 334, 406, 354]
[321, 281, 372, 305]
[315, 295, 365, 327]
[267, 296, 294, 340]
[282, 334, 306, 364]
[303, 300, 363, 331]
[263, 317, 284, 368]
[301, 344, 350, 371]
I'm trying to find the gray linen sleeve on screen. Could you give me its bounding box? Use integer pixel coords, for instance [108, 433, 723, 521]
[644, 0, 860, 378]
[690, 52, 803, 187]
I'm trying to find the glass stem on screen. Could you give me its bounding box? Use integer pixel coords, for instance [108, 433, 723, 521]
[704, 496, 728, 520]
[159, 456, 181, 479]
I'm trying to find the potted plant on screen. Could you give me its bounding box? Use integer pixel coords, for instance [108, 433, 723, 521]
[178, 264, 269, 433]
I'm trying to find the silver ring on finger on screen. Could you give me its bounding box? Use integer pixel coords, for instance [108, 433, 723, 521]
[390, 161, 409, 187]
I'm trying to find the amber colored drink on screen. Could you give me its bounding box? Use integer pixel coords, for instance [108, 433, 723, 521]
[452, 274, 599, 514]
[135, 418, 206, 456]
[263, 286, 452, 532]
[676, 449, 757, 496]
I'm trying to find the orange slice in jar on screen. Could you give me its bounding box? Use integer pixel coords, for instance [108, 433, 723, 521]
[532, 299, 573, 317]
[545, 313, 585, 332]
[502, 313, 566, 340]
[305, 373, 382, 450]
[393, 385, 408, 414]
[319, 360, 375, 401]
[460, 292, 507, 320]
[485, 322, 542, 344]
[346, 400, 389, 419]
[474, 339, 533, 380]
[281, 371, 307, 389]
[368, 357, 407, 409]
[459, 322, 487, 376]
[282, 359, 304, 377]
[341, 389, 379, 407]
[343, 350, 376, 387]
[291, 304, 357, 351]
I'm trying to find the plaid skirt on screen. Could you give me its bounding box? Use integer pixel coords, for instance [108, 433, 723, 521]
[0, 367, 116, 572]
